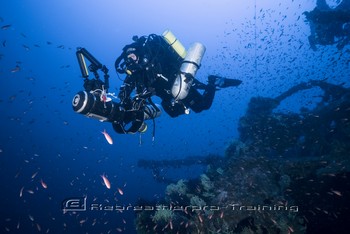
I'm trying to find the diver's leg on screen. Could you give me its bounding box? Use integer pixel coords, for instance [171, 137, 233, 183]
[161, 100, 186, 117]
[183, 83, 216, 113]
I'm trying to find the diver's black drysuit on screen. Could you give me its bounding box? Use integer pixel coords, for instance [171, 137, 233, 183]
[115, 34, 216, 118]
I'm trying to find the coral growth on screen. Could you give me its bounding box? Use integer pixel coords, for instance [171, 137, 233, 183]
[152, 209, 175, 223]
[165, 179, 188, 197]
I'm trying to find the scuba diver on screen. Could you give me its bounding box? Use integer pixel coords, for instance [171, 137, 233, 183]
[114, 31, 242, 118]
[304, 0, 350, 50]
[72, 30, 242, 135]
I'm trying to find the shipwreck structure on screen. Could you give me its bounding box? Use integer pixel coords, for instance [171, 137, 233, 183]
[136, 80, 350, 233]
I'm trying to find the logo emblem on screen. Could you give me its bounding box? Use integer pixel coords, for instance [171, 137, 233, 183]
[62, 197, 86, 212]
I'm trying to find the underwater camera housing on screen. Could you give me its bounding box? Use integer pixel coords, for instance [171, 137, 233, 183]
[72, 90, 123, 123]
[72, 90, 161, 134]
[73, 47, 161, 134]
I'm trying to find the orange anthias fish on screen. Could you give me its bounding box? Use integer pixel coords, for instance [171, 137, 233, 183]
[101, 129, 113, 145]
[101, 174, 111, 189]
[40, 179, 48, 189]
[117, 188, 124, 195]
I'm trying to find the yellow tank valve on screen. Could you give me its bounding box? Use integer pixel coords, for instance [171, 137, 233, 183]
[162, 30, 187, 59]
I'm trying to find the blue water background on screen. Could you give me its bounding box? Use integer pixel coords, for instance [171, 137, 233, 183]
[1, 0, 349, 233]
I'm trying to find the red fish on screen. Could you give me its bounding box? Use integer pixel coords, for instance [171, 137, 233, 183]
[40, 179, 48, 189]
[101, 174, 111, 189]
[101, 129, 113, 145]
[117, 188, 124, 195]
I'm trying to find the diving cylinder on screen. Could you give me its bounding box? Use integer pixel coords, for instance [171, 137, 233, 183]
[171, 42, 206, 101]
[162, 30, 187, 59]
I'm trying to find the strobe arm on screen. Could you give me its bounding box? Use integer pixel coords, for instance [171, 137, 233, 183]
[76, 47, 102, 76]
[76, 47, 109, 90]
[76, 48, 89, 78]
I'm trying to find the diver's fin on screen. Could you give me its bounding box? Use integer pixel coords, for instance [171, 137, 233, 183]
[208, 75, 242, 88]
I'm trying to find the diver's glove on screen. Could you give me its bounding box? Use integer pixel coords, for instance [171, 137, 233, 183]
[120, 97, 133, 110]
[118, 87, 133, 110]
[208, 75, 242, 88]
